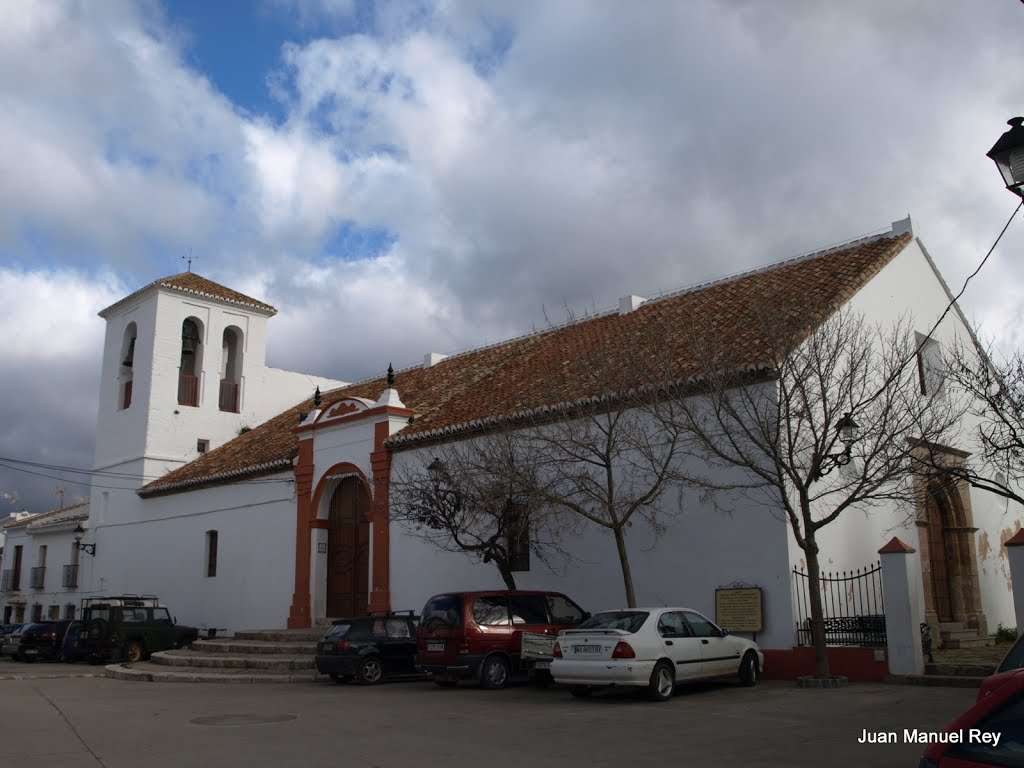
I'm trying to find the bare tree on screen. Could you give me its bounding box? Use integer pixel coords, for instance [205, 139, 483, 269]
[658, 307, 966, 678]
[389, 433, 578, 589]
[919, 341, 1024, 506]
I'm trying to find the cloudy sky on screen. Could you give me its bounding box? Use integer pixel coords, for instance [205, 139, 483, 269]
[2, 0, 1024, 514]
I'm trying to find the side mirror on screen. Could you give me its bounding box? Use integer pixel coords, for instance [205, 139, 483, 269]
[173, 616, 178, 625]
[720, 628, 729, 637]
[581, 612, 591, 621]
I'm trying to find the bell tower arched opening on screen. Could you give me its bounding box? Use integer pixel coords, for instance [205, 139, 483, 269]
[178, 318, 204, 407]
[219, 326, 243, 413]
[118, 323, 137, 410]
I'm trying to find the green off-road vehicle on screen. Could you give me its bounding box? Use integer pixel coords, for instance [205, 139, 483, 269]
[80, 595, 199, 663]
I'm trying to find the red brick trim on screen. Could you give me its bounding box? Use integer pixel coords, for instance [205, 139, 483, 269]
[310, 519, 330, 530]
[288, 437, 316, 628]
[368, 421, 393, 614]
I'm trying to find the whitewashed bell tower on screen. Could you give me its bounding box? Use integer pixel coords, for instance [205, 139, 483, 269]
[92, 273, 346, 519]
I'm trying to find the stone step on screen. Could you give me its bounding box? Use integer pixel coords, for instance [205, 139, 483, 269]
[151, 649, 315, 671]
[233, 629, 324, 642]
[925, 663, 996, 677]
[190, 639, 318, 655]
[896, 674, 985, 688]
[105, 662, 322, 684]
[942, 637, 992, 650]
[940, 629, 984, 642]
[935, 622, 967, 632]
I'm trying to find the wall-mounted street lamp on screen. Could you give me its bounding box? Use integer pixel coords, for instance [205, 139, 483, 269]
[987, 117, 1024, 198]
[814, 412, 860, 479]
[73, 524, 96, 557]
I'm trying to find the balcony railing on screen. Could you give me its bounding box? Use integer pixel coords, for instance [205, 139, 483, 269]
[30, 566, 46, 590]
[219, 379, 240, 413]
[63, 564, 79, 589]
[178, 374, 199, 407]
[1, 569, 13, 592]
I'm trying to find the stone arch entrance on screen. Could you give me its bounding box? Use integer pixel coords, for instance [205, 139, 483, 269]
[326, 477, 370, 618]
[917, 477, 985, 629]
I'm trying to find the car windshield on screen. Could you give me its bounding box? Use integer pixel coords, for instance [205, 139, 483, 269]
[421, 596, 463, 629]
[998, 635, 1024, 673]
[577, 611, 649, 633]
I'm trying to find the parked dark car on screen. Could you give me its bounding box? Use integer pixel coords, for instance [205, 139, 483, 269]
[0, 623, 21, 636]
[17, 620, 75, 662]
[61, 621, 85, 663]
[920, 668, 1024, 767]
[416, 590, 589, 689]
[976, 632, 1024, 702]
[316, 612, 422, 684]
[2, 625, 25, 659]
[79, 595, 198, 663]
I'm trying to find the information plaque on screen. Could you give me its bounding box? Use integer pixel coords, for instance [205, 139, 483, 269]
[714, 586, 763, 633]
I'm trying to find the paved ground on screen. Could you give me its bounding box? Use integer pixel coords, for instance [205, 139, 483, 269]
[0, 660, 980, 768]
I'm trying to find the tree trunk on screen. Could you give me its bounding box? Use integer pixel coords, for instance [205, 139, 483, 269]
[804, 533, 830, 679]
[613, 526, 637, 608]
[496, 561, 518, 590]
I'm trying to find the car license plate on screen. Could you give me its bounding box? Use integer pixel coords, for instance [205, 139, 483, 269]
[25, 649, 37, 655]
[427, 641, 445, 653]
[534, 661, 551, 670]
[572, 644, 602, 654]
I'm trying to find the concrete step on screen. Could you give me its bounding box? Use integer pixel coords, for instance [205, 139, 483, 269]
[105, 662, 322, 684]
[151, 650, 315, 671]
[935, 622, 967, 632]
[942, 637, 992, 650]
[896, 674, 985, 688]
[941, 629, 984, 642]
[190, 639, 317, 655]
[925, 663, 996, 677]
[233, 629, 323, 642]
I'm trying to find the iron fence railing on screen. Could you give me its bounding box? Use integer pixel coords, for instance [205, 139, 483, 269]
[792, 561, 886, 647]
[30, 566, 46, 590]
[63, 564, 79, 589]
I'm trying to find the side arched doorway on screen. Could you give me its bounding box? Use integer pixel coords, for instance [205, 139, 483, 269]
[918, 479, 985, 630]
[327, 477, 370, 618]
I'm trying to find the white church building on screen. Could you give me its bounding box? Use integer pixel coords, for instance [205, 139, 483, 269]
[2, 218, 1021, 678]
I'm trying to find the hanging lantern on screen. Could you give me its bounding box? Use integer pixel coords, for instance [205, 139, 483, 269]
[986, 117, 1024, 197]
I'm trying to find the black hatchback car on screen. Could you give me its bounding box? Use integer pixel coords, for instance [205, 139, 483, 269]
[17, 620, 75, 662]
[315, 612, 422, 684]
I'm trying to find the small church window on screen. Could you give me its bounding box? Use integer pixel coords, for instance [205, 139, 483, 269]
[197, 439, 209, 455]
[915, 333, 945, 397]
[205, 530, 218, 578]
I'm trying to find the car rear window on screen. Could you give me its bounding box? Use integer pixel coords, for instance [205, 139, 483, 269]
[546, 594, 586, 624]
[509, 595, 548, 625]
[578, 611, 649, 633]
[421, 596, 463, 629]
[323, 623, 352, 640]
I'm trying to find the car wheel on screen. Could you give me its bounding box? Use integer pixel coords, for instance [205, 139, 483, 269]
[357, 657, 384, 685]
[647, 661, 675, 702]
[329, 673, 352, 684]
[479, 655, 509, 690]
[124, 641, 144, 663]
[570, 685, 593, 699]
[739, 651, 758, 687]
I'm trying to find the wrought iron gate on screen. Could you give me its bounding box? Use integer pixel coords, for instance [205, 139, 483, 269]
[792, 562, 886, 647]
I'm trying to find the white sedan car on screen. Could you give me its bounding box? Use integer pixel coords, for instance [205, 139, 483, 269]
[551, 607, 763, 701]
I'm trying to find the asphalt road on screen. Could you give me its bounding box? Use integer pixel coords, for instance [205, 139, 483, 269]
[0, 663, 976, 768]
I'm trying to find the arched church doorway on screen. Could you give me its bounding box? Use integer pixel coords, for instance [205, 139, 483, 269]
[923, 486, 957, 622]
[918, 478, 985, 629]
[327, 477, 370, 617]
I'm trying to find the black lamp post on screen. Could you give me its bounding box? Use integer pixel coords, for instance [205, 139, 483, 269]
[814, 412, 860, 479]
[987, 117, 1024, 198]
[73, 524, 96, 557]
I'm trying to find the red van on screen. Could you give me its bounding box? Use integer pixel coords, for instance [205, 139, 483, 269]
[416, 590, 588, 689]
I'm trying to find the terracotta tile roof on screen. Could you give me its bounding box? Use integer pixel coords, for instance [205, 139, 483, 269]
[99, 273, 276, 317]
[2, 501, 89, 530]
[140, 232, 911, 497]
